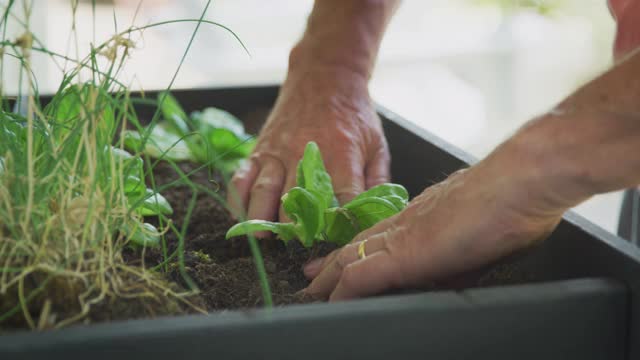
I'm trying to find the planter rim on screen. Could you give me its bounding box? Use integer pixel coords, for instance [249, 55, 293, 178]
[0, 277, 625, 351]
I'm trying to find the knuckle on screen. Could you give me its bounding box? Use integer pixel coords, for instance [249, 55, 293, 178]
[250, 177, 282, 195]
[334, 248, 352, 271]
[352, 230, 369, 244]
[385, 225, 407, 253]
[230, 173, 246, 187]
[335, 184, 363, 202]
[380, 228, 394, 248]
[322, 251, 338, 268]
[333, 128, 358, 145]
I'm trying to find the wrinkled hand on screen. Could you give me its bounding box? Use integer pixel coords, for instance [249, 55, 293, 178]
[227, 67, 390, 226]
[303, 149, 569, 301]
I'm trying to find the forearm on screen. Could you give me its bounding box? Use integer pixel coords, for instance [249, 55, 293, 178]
[289, 0, 401, 80]
[491, 50, 640, 212]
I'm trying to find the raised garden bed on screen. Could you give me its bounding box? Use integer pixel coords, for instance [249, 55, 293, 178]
[2, 85, 640, 360]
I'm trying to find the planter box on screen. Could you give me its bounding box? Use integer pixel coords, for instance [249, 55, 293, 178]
[2, 85, 640, 360]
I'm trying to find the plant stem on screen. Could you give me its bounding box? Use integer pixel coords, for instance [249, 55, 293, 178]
[247, 235, 273, 308]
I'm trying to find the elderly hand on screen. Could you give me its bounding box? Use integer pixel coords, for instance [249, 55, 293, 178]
[302, 134, 572, 301]
[226, 67, 389, 227]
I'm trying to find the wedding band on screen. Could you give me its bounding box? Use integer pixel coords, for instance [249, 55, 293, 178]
[357, 240, 367, 260]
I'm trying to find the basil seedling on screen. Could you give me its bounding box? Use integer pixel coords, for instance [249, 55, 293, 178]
[226, 142, 408, 247]
[123, 91, 255, 173]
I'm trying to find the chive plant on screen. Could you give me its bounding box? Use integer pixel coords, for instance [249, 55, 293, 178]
[0, 0, 266, 329]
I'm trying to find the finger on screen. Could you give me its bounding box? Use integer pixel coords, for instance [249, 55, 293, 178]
[328, 160, 365, 206]
[247, 157, 286, 237]
[330, 250, 400, 301]
[305, 234, 388, 299]
[364, 145, 391, 189]
[226, 159, 260, 219]
[304, 246, 356, 299]
[303, 250, 337, 280]
[321, 141, 365, 205]
[278, 170, 297, 223]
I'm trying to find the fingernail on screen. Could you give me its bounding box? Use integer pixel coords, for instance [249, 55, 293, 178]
[303, 258, 323, 278]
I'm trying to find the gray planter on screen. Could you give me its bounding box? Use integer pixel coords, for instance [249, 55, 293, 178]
[2, 85, 639, 360]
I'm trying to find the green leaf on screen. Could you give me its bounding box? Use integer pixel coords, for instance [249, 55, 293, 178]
[97, 96, 115, 144]
[323, 186, 407, 246]
[350, 183, 409, 207]
[344, 196, 401, 231]
[123, 126, 193, 161]
[158, 91, 191, 136]
[136, 188, 173, 216]
[124, 221, 161, 247]
[123, 175, 145, 198]
[282, 187, 325, 247]
[106, 145, 144, 174]
[191, 107, 256, 159]
[192, 107, 245, 137]
[207, 129, 256, 158]
[324, 207, 359, 246]
[49, 85, 84, 139]
[296, 142, 337, 209]
[49, 84, 115, 144]
[379, 195, 408, 212]
[226, 220, 297, 243]
[108, 145, 134, 161]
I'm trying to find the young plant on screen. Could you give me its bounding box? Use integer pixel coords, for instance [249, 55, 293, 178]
[123, 91, 255, 173]
[226, 142, 409, 247]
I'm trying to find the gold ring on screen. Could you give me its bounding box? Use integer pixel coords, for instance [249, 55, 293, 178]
[357, 240, 367, 260]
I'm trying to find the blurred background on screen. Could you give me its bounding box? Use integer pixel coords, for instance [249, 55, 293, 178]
[4, 0, 621, 233]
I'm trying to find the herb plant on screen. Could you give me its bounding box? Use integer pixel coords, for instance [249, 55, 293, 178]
[0, 0, 265, 329]
[226, 142, 409, 247]
[123, 91, 255, 173]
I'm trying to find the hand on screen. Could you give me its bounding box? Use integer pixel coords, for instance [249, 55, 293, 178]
[227, 66, 390, 227]
[302, 143, 570, 301]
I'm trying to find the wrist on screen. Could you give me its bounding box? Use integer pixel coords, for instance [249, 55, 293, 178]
[283, 48, 371, 106]
[483, 113, 594, 213]
[288, 38, 373, 83]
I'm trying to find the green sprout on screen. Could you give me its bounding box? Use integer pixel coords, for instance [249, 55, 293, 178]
[226, 142, 409, 247]
[123, 91, 256, 173]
